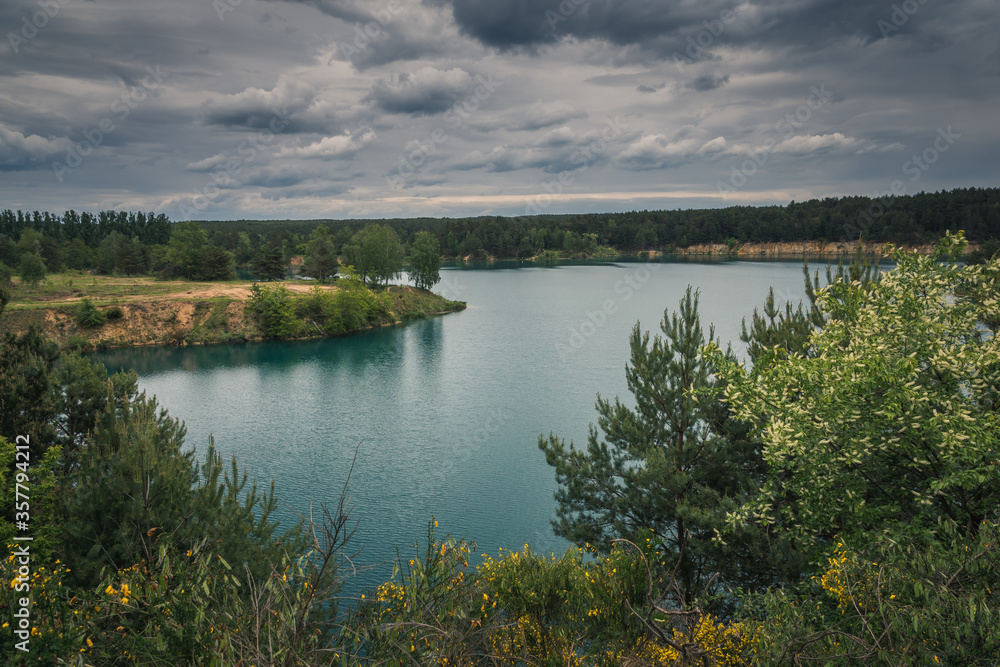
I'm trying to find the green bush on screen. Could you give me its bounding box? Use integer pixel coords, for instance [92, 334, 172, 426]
[743, 522, 1000, 665]
[105, 305, 124, 321]
[291, 267, 391, 337]
[63, 334, 92, 351]
[245, 283, 302, 339]
[74, 298, 105, 327]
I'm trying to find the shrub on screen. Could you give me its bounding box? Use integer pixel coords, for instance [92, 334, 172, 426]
[63, 334, 92, 352]
[105, 305, 124, 321]
[245, 283, 302, 339]
[347, 523, 753, 665]
[74, 298, 105, 327]
[743, 522, 1000, 665]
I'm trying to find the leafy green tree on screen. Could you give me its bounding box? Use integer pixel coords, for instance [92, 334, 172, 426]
[0, 437, 63, 564]
[744, 521, 1000, 665]
[966, 238, 1000, 265]
[251, 243, 286, 281]
[74, 298, 106, 327]
[334, 226, 354, 254]
[0, 234, 17, 268]
[234, 230, 258, 266]
[15, 227, 42, 259]
[713, 234, 1000, 551]
[167, 220, 210, 278]
[0, 332, 138, 463]
[18, 252, 46, 286]
[408, 231, 441, 290]
[539, 288, 791, 607]
[352, 224, 403, 288]
[303, 224, 338, 283]
[340, 267, 387, 329]
[96, 230, 124, 274]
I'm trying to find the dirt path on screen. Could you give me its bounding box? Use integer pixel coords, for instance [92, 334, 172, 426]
[24, 279, 338, 307]
[158, 281, 337, 300]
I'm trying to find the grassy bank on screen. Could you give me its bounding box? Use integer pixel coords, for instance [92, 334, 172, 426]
[0, 272, 465, 351]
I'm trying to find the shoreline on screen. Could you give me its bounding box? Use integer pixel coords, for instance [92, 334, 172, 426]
[1, 284, 466, 352]
[450, 240, 955, 263]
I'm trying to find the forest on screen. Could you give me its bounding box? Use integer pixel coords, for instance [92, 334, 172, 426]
[1, 188, 998, 286]
[196, 186, 1000, 259]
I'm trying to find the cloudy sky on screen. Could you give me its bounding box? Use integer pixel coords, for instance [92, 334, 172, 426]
[1, 0, 997, 220]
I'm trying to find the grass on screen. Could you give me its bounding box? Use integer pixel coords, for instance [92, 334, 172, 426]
[5, 271, 251, 309]
[386, 285, 466, 320]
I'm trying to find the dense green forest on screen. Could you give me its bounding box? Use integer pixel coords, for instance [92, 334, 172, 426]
[2, 233, 997, 665]
[1, 188, 998, 287]
[196, 187, 1000, 258]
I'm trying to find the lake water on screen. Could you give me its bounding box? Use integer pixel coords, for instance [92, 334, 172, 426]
[95, 258, 819, 595]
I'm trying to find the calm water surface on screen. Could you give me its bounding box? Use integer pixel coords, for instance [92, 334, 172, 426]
[96, 259, 816, 594]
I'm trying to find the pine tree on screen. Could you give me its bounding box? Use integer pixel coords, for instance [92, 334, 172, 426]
[252, 244, 286, 281]
[539, 287, 794, 607]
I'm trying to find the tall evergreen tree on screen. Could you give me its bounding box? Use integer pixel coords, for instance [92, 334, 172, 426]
[251, 243, 286, 281]
[194, 244, 235, 281]
[115, 236, 149, 276]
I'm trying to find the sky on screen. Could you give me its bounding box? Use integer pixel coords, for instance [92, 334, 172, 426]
[1, 0, 998, 221]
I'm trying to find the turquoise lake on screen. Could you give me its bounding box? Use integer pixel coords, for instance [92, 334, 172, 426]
[95, 258, 822, 595]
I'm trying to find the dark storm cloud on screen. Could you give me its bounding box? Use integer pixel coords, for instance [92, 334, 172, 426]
[442, 0, 948, 58]
[687, 74, 729, 92]
[365, 67, 474, 115]
[263, 0, 457, 69]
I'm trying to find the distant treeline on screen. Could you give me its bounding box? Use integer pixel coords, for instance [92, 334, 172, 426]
[0, 209, 171, 247]
[1, 188, 997, 279]
[199, 187, 1000, 258]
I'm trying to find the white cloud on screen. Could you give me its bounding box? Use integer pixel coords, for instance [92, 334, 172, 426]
[279, 129, 376, 159]
[0, 124, 72, 170]
[616, 133, 725, 170]
[202, 74, 316, 128]
[773, 133, 863, 154]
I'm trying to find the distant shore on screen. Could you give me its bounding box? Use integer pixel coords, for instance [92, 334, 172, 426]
[457, 239, 955, 263]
